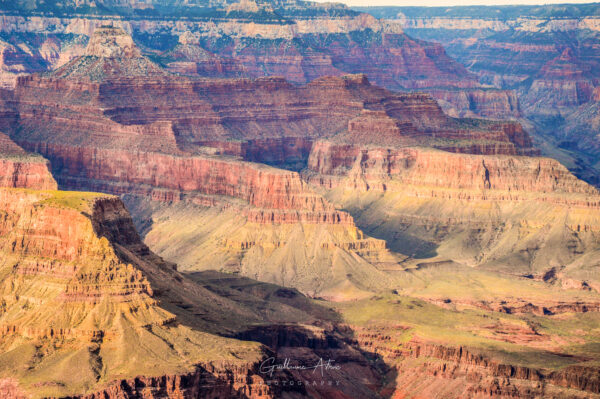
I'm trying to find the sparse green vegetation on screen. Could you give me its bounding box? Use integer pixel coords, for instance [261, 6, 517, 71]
[35, 190, 113, 212]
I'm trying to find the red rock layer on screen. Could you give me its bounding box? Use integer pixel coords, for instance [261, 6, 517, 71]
[0, 132, 57, 190]
[195, 32, 479, 89]
[396, 341, 600, 396]
[4, 38, 538, 231]
[20, 142, 353, 225]
[80, 362, 279, 399]
[0, 185, 387, 399]
[0, 12, 481, 91]
[11, 66, 535, 157]
[0, 158, 57, 190]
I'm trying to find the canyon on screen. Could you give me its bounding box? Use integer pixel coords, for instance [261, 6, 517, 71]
[4, 135, 595, 399]
[0, 0, 521, 121]
[0, 136, 392, 399]
[0, 25, 542, 298]
[359, 3, 600, 184]
[0, 4, 599, 399]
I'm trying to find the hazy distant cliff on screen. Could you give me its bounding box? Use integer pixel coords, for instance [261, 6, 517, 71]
[357, 3, 600, 184]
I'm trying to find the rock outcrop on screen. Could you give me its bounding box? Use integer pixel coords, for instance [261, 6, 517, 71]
[333, 294, 600, 399]
[306, 143, 596, 197]
[0, 132, 57, 190]
[524, 47, 596, 111]
[0, 186, 398, 399]
[2, 26, 419, 297]
[0, 187, 278, 398]
[427, 88, 521, 119]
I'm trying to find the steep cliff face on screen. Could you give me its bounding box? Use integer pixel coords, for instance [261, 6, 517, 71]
[0, 0, 523, 118]
[362, 5, 600, 177]
[0, 26, 542, 297]
[0, 132, 57, 190]
[307, 142, 595, 196]
[0, 186, 408, 399]
[524, 47, 596, 112]
[10, 72, 536, 159]
[0, 12, 476, 90]
[427, 88, 521, 119]
[7, 26, 538, 182]
[305, 140, 600, 290]
[380, 9, 600, 112]
[1, 26, 423, 297]
[0, 188, 284, 398]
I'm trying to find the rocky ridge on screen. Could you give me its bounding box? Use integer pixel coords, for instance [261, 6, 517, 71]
[0, 1, 522, 119]
[304, 139, 600, 290]
[360, 4, 600, 183]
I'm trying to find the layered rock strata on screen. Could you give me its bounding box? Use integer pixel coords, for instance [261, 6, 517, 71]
[0, 188, 278, 398]
[365, 4, 600, 174]
[0, 132, 57, 190]
[4, 27, 428, 296]
[0, 186, 400, 398]
[0, 1, 524, 118]
[304, 140, 600, 289]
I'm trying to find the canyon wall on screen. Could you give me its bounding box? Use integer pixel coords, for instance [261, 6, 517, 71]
[0, 185, 393, 399]
[0, 133, 57, 190]
[304, 139, 600, 289]
[358, 4, 600, 180]
[0, 25, 548, 299]
[0, 187, 282, 398]
[0, 1, 523, 119]
[307, 142, 596, 196]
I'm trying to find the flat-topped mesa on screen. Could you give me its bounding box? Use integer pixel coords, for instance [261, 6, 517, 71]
[0, 132, 57, 190]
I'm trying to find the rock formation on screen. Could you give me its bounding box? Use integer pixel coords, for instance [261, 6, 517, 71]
[4, 26, 425, 297]
[304, 138, 600, 291]
[367, 4, 600, 181]
[0, 187, 273, 398]
[524, 47, 596, 111]
[0, 0, 521, 119]
[0, 132, 57, 190]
